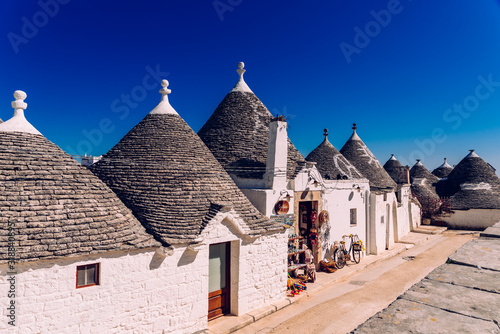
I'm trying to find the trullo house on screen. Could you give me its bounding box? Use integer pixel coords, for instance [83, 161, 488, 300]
[435, 150, 500, 229]
[89, 80, 287, 332]
[0, 90, 161, 333]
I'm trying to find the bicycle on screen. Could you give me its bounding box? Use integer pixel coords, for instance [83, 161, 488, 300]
[333, 241, 347, 269]
[342, 234, 362, 264]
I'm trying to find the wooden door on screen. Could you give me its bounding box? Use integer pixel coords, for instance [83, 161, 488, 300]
[208, 242, 230, 320]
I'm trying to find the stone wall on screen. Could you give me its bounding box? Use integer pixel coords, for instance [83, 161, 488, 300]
[0, 214, 287, 333]
[437, 209, 500, 229]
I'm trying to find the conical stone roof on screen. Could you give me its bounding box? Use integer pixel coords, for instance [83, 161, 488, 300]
[339, 124, 396, 189]
[90, 80, 282, 246]
[432, 158, 453, 179]
[383, 155, 407, 184]
[306, 129, 362, 180]
[410, 160, 440, 185]
[198, 63, 305, 180]
[0, 91, 159, 263]
[436, 150, 500, 209]
[408, 160, 440, 210]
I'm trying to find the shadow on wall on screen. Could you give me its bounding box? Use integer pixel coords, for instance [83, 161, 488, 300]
[177, 248, 198, 267]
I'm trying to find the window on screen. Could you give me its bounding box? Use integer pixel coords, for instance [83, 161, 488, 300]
[350, 208, 357, 226]
[76, 263, 100, 288]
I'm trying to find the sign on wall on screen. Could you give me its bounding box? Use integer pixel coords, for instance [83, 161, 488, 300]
[270, 214, 295, 227]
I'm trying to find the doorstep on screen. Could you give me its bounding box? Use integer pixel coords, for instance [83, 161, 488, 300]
[206, 242, 416, 334]
[413, 225, 447, 235]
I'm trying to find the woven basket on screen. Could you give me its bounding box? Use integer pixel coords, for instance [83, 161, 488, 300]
[353, 243, 362, 251]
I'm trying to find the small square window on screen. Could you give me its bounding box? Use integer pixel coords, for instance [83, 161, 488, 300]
[76, 263, 100, 288]
[350, 208, 357, 226]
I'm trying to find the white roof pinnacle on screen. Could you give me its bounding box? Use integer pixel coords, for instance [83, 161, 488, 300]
[230, 62, 254, 93]
[0, 90, 41, 135]
[349, 123, 361, 141]
[415, 159, 423, 166]
[390, 154, 397, 161]
[438, 158, 452, 168]
[149, 80, 179, 115]
[465, 149, 479, 158]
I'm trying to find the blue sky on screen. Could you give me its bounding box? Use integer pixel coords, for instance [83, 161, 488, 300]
[1, 0, 500, 172]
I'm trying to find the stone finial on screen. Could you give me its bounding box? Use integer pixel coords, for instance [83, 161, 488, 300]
[352, 123, 357, 131]
[469, 149, 475, 153]
[230, 61, 253, 93]
[0, 89, 41, 135]
[323, 128, 328, 138]
[149, 79, 178, 115]
[12, 90, 27, 111]
[160, 80, 171, 97]
[237, 62, 245, 76]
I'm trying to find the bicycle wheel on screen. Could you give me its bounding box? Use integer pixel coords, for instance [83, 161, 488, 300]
[352, 249, 361, 264]
[335, 251, 345, 269]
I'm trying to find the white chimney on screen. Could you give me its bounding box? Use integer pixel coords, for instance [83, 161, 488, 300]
[264, 118, 288, 189]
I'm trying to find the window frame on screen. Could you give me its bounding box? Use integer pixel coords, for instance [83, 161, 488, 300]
[350, 208, 357, 226]
[76, 263, 100, 289]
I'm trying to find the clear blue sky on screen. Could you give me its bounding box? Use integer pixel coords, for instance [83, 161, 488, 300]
[2, 0, 500, 172]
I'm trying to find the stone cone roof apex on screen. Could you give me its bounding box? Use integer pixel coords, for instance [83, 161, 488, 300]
[230, 62, 254, 93]
[149, 80, 178, 115]
[438, 158, 453, 168]
[322, 128, 333, 145]
[390, 154, 397, 161]
[466, 149, 480, 158]
[0, 90, 41, 135]
[349, 124, 361, 141]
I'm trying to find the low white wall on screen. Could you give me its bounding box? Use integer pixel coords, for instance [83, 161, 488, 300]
[369, 192, 397, 255]
[410, 200, 422, 230]
[438, 209, 500, 230]
[0, 215, 287, 334]
[320, 181, 368, 260]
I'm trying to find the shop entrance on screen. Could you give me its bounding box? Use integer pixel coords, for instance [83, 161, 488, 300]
[208, 242, 230, 320]
[299, 201, 319, 258]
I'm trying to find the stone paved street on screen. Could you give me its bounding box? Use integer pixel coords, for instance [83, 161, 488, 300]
[353, 223, 500, 334]
[208, 228, 477, 334]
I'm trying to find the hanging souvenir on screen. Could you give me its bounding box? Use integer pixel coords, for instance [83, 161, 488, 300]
[319, 210, 329, 225]
[309, 228, 318, 245]
[310, 209, 317, 224]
